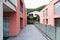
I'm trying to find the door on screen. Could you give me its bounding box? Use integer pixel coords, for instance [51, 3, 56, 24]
[3, 17, 9, 37]
[55, 18, 60, 40]
[20, 18, 23, 31]
[55, 18, 60, 27]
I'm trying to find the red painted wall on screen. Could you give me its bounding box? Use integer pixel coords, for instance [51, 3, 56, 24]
[3, 0, 27, 36]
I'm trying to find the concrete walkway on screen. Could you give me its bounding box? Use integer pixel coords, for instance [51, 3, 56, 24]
[7, 25, 47, 40]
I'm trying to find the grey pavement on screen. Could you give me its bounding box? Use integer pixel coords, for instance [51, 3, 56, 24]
[7, 24, 47, 40]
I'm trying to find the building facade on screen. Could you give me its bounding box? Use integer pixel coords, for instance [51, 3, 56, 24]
[40, 0, 60, 26]
[3, 0, 27, 37]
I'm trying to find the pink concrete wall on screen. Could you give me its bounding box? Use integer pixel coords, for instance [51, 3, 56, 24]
[40, 0, 60, 26]
[3, 0, 27, 36]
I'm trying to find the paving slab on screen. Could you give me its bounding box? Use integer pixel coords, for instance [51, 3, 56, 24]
[7, 24, 47, 40]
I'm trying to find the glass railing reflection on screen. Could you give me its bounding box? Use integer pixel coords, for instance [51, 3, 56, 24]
[10, 0, 17, 6]
[56, 27, 60, 40]
[34, 23, 56, 40]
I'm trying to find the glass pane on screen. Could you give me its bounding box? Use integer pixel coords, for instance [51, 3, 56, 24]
[55, 1, 60, 14]
[56, 27, 60, 40]
[47, 25, 56, 40]
[55, 7, 60, 14]
[3, 17, 9, 37]
[46, 9, 48, 17]
[20, 0, 23, 13]
[35, 23, 56, 40]
[10, 0, 17, 6]
[20, 5, 23, 12]
[55, 1, 60, 8]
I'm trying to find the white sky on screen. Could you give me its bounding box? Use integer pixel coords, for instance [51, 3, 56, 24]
[24, 0, 52, 8]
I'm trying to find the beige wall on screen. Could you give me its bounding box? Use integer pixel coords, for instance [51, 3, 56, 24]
[40, 0, 60, 26]
[0, 0, 3, 40]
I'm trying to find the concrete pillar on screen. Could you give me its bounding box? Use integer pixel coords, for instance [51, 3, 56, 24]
[0, 0, 3, 40]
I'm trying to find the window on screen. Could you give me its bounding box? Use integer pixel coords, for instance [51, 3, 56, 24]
[45, 9, 48, 17]
[43, 11, 45, 17]
[20, 0, 23, 13]
[54, 1, 60, 14]
[3, 17, 9, 37]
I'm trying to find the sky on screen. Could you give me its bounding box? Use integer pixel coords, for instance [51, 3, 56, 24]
[24, 0, 52, 9]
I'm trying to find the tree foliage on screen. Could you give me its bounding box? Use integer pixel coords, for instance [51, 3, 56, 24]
[27, 5, 46, 13]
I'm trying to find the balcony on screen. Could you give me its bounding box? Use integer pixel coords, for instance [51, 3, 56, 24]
[3, 0, 17, 12]
[9, 0, 17, 7]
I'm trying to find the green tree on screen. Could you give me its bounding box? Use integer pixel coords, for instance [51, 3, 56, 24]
[27, 5, 46, 13]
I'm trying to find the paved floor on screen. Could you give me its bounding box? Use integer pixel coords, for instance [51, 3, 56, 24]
[7, 25, 47, 40]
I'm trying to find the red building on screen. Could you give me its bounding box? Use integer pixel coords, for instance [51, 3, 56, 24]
[3, 0, 27, 37]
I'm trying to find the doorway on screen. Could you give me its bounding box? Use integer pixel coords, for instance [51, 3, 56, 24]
[20, 18, 23, 31]
[55, 18, 60, 27]
[55, 18, 60, 40]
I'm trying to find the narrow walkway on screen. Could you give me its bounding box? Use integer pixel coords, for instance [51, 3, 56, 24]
[7, 25, 47, 40]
